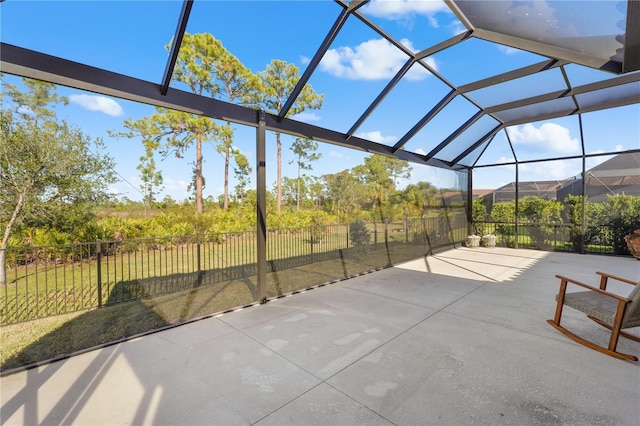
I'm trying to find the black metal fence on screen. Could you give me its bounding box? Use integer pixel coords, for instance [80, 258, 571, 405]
[1, 217, 467, 325]
[473, 221, 635, 256]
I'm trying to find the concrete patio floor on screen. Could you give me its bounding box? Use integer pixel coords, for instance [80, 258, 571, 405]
[2, 247, 639, 425]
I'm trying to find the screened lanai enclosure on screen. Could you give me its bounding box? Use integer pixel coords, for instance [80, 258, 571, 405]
[1, 0, 639, 368]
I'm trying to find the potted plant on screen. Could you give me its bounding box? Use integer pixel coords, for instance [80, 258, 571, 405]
[466, 234, 480, 247]
[624, 230, 640, 260]
[482, 234, 496, 247]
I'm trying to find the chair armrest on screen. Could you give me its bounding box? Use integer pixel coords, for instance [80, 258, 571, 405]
[596, 271, 638, 287]
[555, 274, 631, 303]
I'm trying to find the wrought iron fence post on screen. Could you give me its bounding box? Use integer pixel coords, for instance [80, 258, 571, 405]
[96, 240, 102, 308]
[196, 233, 202, 275]
[346, 223, 349, 251]
[373, 220, 378, 250]
[310, 226, 314, 261]
[384, 219, 389, 248]
[345, 223, 348, 247]
[404, 215, 409, 244]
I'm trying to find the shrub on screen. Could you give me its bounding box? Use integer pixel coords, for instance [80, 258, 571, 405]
[599, 194, 640, 255]
[349, 219, 371, 261]
[471, 198, 487, 236]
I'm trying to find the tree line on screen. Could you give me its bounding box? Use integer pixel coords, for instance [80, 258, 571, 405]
[110, 33, 323, 215]
[0, 72, 449, 285]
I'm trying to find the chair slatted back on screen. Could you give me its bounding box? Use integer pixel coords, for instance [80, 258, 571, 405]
[622, 283, 640, 329]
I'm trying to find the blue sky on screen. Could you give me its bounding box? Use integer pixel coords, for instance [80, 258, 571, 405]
[2, 0, 638, 202]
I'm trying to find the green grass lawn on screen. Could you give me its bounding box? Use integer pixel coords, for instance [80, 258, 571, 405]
[1, 243, 429, 371]
[1, 229, 357, 323]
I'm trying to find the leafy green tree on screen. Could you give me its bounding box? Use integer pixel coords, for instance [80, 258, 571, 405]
[231, 148, 252, 205]
[518, 196, 563, 249]
[257, 60, 324, 213]
[599, 194, 640, 254]
[160, 195, 178, 209]
[323, 170, 360, 224]
[170, 32, 262, 212]
[519, 196, 563, 224]
[563, 195, 601, 250]
[280, 176, 301, 208]
[471, 198, 488, 235]
[0, 79, 116, 284]
[352, 155, 411, 221]
[289, 137, 321, 211]
[137, 144, 163, 217]
[490, 201, 516, 246]
[349, 219, 371, 261]
[385, 157, 413, 187]
[193, 34, 260, 211]
[401, 181, 439, 218]
[115, 109, 218, 214]
[307, 176, 324, 210]
[114, 33, 258, 214]
[490, 202, 516, 223]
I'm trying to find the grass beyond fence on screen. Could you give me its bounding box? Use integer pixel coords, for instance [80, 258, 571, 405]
[1, 218, 467, 325]
[0, 242, 439, 371]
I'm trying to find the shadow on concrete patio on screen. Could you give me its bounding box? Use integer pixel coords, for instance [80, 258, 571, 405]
[2, 248, 638, 425]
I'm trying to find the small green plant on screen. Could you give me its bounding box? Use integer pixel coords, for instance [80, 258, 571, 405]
[307, 211, 329, 244]
[349, 219, 371, 261]
[471, 198, 487, 236]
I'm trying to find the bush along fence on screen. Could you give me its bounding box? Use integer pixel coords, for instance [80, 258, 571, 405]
[473, 221, 638, 255]
[1, 217, 466, 325]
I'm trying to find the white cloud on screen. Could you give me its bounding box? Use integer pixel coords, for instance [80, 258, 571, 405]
[329, 150, 345, 158]
[414, 148, 427, 155]
[497, 155, 515, 163]
[585, 155, 613, 170]
[70, 94, 124, 116]
[162, 176, 189, 196]
[290, 111, 321, 122]
[300, 55, 310, 65]
[520, 160, 578, 180]
[473, 164, 515, 189]
[17, 105, 33, 115]
[498, 45, 521, 55]
[356, 130, 398, 144]
[507, 123, 580, 154]
[449, 20, 467, 36]
[320, 38, 434, 80]
[108, 185, 121, 195]
[363, 0, 449, 26]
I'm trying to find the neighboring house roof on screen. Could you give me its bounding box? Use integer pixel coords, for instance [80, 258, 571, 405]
[483, 153, 640, 202]
[471, 189, 494, 198]
[491, 180, 567, 194]
[589, 152, 640, 175]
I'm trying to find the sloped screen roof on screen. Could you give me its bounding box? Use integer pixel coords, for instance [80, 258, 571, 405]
[1, 0, 638, 173]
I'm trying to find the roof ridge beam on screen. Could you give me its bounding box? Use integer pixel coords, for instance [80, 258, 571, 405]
[488, 72, 639, 116]
[485, 89, 571, 113]
[572, 71, 640, 95]
[415, 31, 472, 60]
[458, 59, 564, 94]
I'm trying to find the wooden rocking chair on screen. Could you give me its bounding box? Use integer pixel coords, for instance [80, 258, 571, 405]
[547, 271, 640, 361]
